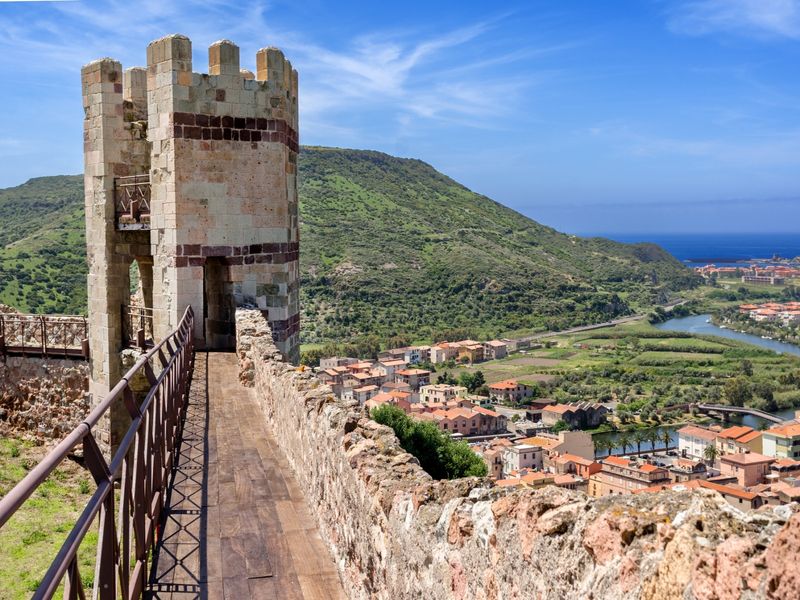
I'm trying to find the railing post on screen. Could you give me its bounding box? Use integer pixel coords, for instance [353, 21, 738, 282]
[40, 316, 47, 356]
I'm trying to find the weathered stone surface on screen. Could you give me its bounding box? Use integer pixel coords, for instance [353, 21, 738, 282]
[236, 307, 799, 600]
[0, 356, 89, 440]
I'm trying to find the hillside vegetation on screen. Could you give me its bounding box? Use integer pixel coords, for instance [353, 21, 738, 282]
[0, 148, 699, 341]
[0, 176, 86, 314]
[298, 147, 697, 341]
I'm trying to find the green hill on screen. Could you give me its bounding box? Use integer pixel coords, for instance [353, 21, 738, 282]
[0, 175, 86, 313]
[298, 147, 698, 341]
[0, 148, 699, 340]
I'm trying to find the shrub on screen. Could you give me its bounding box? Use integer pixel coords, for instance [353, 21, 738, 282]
[371, 405, 487, 479]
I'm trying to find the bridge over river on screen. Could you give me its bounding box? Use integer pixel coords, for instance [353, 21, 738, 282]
[695, 403, 786, 424]
[0, 308, 344, 599]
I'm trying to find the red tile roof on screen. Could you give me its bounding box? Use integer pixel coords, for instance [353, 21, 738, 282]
[720, 452, 775, 466]
[737, 430, 762, 444]
[717, 425, 754, 440]
[677, 425, 717, 442]
[545, 404, 579, 415]
[488, 380, 519, 390]
[555, 453, 595, 467]
[766, 423, 800, 438]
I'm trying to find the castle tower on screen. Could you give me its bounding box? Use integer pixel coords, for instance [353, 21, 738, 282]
[82, 35, 300, 448]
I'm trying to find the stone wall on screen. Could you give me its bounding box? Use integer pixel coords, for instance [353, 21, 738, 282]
[236, 308, 800, 600]
[0, 356, 90, 440]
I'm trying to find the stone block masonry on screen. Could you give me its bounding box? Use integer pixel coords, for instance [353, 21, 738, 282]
[82, 34, 300, 451]
[236, 307, 800, 600]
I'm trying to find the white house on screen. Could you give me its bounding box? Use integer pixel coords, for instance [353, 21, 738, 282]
[501, 443, 543, 477]
[677, 425, 717, 461]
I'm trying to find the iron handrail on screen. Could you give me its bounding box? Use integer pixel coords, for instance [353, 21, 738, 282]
[0, 306, 195, 599]
[0, 313, 89, 358]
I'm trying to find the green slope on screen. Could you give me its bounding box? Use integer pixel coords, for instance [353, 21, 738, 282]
[0, 148, 699, 339]
[298, 147, 698, 341]
[0, 176, 86, 313]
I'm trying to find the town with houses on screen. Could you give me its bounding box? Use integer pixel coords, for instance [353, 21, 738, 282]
[696, 263, 800, 286]
[738, 302, 800, 325]
[316, 338, 800, 510]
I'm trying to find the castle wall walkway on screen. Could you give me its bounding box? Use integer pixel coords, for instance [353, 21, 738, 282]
[147, 351, 345, 599]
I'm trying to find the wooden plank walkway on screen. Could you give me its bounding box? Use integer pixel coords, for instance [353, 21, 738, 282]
[146, 352, 346, 600]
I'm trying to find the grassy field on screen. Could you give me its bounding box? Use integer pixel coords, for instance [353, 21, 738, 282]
[456, 320, 800, 421]
[0, 437, 97, 599]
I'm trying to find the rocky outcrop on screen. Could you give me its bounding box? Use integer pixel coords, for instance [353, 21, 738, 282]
[0, 356, 90, 440]
[235, 308, 798, 600]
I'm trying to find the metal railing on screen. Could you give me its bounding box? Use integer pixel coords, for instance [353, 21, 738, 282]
[122, 305, 154, 350]
[0, 313, 89, 359]
[114, 174, 151, 229]
[0, 306, 195, 599]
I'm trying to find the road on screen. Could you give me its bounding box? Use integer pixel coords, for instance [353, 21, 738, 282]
[513, 300, 687, 344]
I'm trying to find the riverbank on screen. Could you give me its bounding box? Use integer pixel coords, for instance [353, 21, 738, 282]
[656, 313, 800, 358]
[711, 310, 800, 347]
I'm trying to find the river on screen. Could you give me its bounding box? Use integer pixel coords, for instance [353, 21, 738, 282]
[593, 313, 800, 456]
[654, 313, 800, 358]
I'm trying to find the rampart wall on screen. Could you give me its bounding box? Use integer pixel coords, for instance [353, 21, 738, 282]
[0, 356, 89, 440]
[235, 308, 800, 600]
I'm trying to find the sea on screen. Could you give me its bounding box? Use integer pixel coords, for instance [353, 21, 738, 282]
[596, 232, 800, 267]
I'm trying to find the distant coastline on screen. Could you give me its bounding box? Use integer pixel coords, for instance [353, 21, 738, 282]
[589, 232, 800, 266]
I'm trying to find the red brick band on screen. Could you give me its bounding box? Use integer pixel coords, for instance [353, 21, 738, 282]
[173, 242, 299, 268]
[171, 112, 299, 153]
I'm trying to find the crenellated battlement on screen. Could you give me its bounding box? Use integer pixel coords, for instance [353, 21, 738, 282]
[140, 35, 299, 133]
[83, 35, 299, 141]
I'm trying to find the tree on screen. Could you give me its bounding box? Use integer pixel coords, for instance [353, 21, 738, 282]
[740, 359, 754, 377]
[458, 372, 474, 391]
[386, 334, 412, 350]
[724, 378, 753, 407]
[552, 419, 570, 433]
[645, 428, 660, 451]
[594, 437, 612, 459]
[633, 430, 647, 454]
[436, 371, 457, 385]
[703, 443, 719, 466]
[458, 371, 485, 393]
[371, 405, 488, 479]
[471, 371, 486, 392]
[617, 433, 632, 455]
[661, 429, 672, 451]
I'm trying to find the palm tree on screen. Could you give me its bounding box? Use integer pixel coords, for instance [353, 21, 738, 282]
[618, 433, 632, 455]
[633, 430, 646, 455]
[645, 429, 660, 452]
[661, 430, 672, 451]
[703, 444, 719, 466]
[594, 438, 611, 460]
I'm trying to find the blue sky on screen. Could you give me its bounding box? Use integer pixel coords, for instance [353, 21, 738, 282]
[0, 0, 799, 234]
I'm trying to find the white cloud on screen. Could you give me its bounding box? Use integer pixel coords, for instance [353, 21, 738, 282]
[667, 0, 800, 39]
[0, 1, 554, 134]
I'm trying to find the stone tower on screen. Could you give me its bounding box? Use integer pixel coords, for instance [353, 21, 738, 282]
[82, 35, 299, 447]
